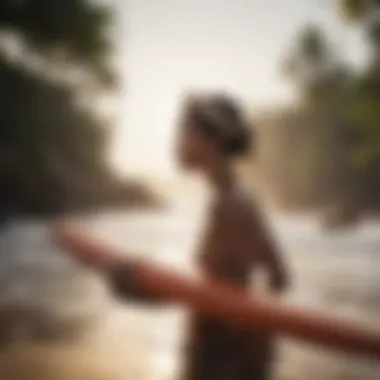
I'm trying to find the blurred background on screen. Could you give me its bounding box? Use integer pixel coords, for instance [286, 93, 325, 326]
[0, 0, 380, 379]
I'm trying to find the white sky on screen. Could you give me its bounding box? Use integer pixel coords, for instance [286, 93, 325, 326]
[110, 0, 368, 178]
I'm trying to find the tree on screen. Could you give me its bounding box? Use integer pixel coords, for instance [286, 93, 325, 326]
[263, 25, 353, 209]
[0, 1, 157, 216]
[339, 0, 380, 55]
[338, 0, 380, 207]
[0, 0, 113, 85]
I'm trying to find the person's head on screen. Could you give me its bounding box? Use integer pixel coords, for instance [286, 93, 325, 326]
[176, 92, 253, 172]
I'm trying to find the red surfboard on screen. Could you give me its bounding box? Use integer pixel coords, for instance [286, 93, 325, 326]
[54, 225, 380, 361]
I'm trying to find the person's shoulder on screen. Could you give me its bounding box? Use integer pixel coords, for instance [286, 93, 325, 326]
[219, 185, 261, 222]
[234, 188, 272, 236]
[234, 184, 261, 211]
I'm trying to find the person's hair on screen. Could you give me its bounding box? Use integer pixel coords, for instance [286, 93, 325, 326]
[184, 93, 254, 157]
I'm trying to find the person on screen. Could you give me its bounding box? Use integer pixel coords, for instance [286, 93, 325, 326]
[61, 92, 290, 380]
[175, 93, 290, 380]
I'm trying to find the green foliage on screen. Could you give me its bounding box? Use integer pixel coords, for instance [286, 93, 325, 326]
[283, 25, 348, 106]
[338, 0, 380, 54]
[339, 0, 380, 22]
[338, 0, 368, 22]
[0, 1, 157, 216]
[345, 73, 380, 172]
[283, 26, 329, 82]
[259, 16, 380, 212]
[0, 0, 113, 85]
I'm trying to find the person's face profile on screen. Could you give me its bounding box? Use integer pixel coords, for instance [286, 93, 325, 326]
[176, 119, 211, 171]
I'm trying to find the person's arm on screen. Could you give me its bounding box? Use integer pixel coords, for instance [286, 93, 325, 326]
[106, 259, 164, 305]
[54, 224, 164, 305]
[259, 228, 290, 294]
[245, 202, 291, 294]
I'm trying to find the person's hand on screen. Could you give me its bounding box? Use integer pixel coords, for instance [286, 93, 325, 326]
[53, 223, 122, 270]
[269, 270, 290, 295]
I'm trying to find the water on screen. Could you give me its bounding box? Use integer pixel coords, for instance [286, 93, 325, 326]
[0, 196, 380, 379]
[83, 197, 380, 380]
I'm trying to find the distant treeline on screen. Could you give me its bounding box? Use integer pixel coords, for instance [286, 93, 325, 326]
[256, 0, 380, 215]
[0, 0, 158, 218]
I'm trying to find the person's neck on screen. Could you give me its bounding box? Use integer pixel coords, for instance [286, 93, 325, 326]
[207, 159, 235, 196]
